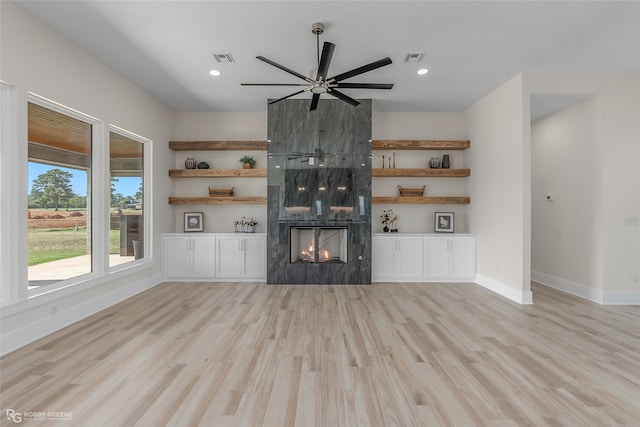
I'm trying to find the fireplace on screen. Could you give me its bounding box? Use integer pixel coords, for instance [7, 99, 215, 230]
[290, 227, 348, 264]
[267, 98, 372, 284]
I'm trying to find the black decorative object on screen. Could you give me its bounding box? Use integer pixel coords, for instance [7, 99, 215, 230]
[197, 162, 210, 169]
[441, 154, 450, 169]
[383, 226, 389, 233]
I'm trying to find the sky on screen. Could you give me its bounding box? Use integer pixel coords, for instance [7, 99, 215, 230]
[28, 162, 141, 199]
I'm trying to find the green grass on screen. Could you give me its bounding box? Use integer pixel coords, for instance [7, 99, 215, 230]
[28, 228, 121, 266]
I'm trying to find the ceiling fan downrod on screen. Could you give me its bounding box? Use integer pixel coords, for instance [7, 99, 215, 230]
[311, 22, 324, 67]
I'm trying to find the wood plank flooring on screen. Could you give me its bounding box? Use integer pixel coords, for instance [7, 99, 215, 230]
[1, 282, 639, 426]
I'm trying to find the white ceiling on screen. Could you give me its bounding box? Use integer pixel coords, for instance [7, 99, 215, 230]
[14, 1, 640, 114]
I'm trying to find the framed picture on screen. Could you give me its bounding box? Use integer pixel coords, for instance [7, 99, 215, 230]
[184, 212, 203, 232]
[435, 212, 454, 233]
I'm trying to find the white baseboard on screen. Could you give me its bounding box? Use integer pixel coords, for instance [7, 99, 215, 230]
[531, 271, 640, 305]
[474, 274, 533, 304]
[602, 291, 640, 305]
[1, 273, 163, 356]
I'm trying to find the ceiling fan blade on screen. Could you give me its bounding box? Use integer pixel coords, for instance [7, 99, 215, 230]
[334, 83, 394, 89]
[241, 83, 308, 86]
[256, 56, 312, 82]
[316, 42, 335, 81]
[327, 89, 360, 107]
[268, 89, 307, 105]
[310, 94, 321, 111]
[329, 57, 393, 82]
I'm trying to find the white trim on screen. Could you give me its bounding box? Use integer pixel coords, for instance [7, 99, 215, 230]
[1, 272, 162, 356]
[532, 271, 639, 305]
[0, 81, 20, 303]
[602, 291, 640, 306]
[475, 273, 533, 304]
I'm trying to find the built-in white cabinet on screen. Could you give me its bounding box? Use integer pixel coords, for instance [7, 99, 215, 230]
[163, 233, 266, 281]
[372, 235, 424, 280]
[372, 234, 475, 282]
[164, 234, 216, 279]
[424, 235, 476, 280]
[216, 235, 266, 279]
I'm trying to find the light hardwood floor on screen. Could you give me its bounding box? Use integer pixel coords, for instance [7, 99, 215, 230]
[1, 282, 639, 426]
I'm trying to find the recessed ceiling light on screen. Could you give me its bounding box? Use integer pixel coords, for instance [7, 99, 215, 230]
[417, 68, 429, 75]
[209, 69, 221, 77]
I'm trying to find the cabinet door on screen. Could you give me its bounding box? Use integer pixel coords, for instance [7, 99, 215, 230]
[423, 236, 450, 279]
[242, 236, 266, 277]
[372, 236, 397, 280]
[396, 236, 425, 279]
[216, 236, 242, 278]
[164, 235, 191, 278]
[450, 236, 476, 280]
[191, 235, 216, 278]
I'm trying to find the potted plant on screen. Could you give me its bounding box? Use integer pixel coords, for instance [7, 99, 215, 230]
[239, 155, 256, 169]
[380, 209, 397, 232]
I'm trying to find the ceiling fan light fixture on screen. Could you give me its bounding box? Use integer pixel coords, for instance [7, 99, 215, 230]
[310, 84, 328, 94]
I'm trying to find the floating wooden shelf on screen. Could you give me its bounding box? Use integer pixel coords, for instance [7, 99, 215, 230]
[168, 197, 267, 205]
[372, 168, 470, 177]
[169, 141, 267, 151]
[372, 140, 470, 150]
[372, 196, 470, 205]
[169, 168, 267, 178]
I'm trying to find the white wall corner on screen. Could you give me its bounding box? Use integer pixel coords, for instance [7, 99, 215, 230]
[0, 273, 163, 356]
[474, 274, 533, 305]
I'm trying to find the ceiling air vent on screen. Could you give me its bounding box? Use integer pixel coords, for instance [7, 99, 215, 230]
[403, 53, 424, 63]
[212, 53, 235, 63]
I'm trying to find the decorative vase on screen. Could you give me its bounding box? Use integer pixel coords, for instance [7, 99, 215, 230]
[429, 157, 440, 168]
[383, 226, 389, 232]
[243, 162, 252, 169]
[185, 158, 197, 169]
[441, 154, 450, 169]
[197, 162, 209, 169]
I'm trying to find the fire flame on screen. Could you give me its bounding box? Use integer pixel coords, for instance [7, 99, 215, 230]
[300, 242, 332, 262]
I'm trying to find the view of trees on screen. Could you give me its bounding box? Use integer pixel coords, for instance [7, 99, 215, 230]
[30, 169, 74, 211]
[29, 167, 141, 210]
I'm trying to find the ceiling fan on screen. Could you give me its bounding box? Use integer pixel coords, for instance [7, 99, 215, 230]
[241, 23, 394, 111]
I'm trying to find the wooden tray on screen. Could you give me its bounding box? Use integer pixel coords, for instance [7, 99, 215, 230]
[398, 185, 425, 197]
[208, 186, 235, 197]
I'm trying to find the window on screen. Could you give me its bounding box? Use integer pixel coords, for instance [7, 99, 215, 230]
[109, 129, 146, 267]
[27, 101, 93, 288]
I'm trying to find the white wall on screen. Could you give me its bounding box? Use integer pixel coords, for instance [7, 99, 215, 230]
[531, 97, 605, 300]
[466, 74, 533, 304]
[525, 72, 640, 304]
[0, 2, 175, 354]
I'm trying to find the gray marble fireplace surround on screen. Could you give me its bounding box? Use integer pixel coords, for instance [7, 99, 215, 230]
[267, 99, 372, 284]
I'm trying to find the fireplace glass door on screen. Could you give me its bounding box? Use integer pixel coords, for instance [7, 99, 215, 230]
[290, 227, 348, 264]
